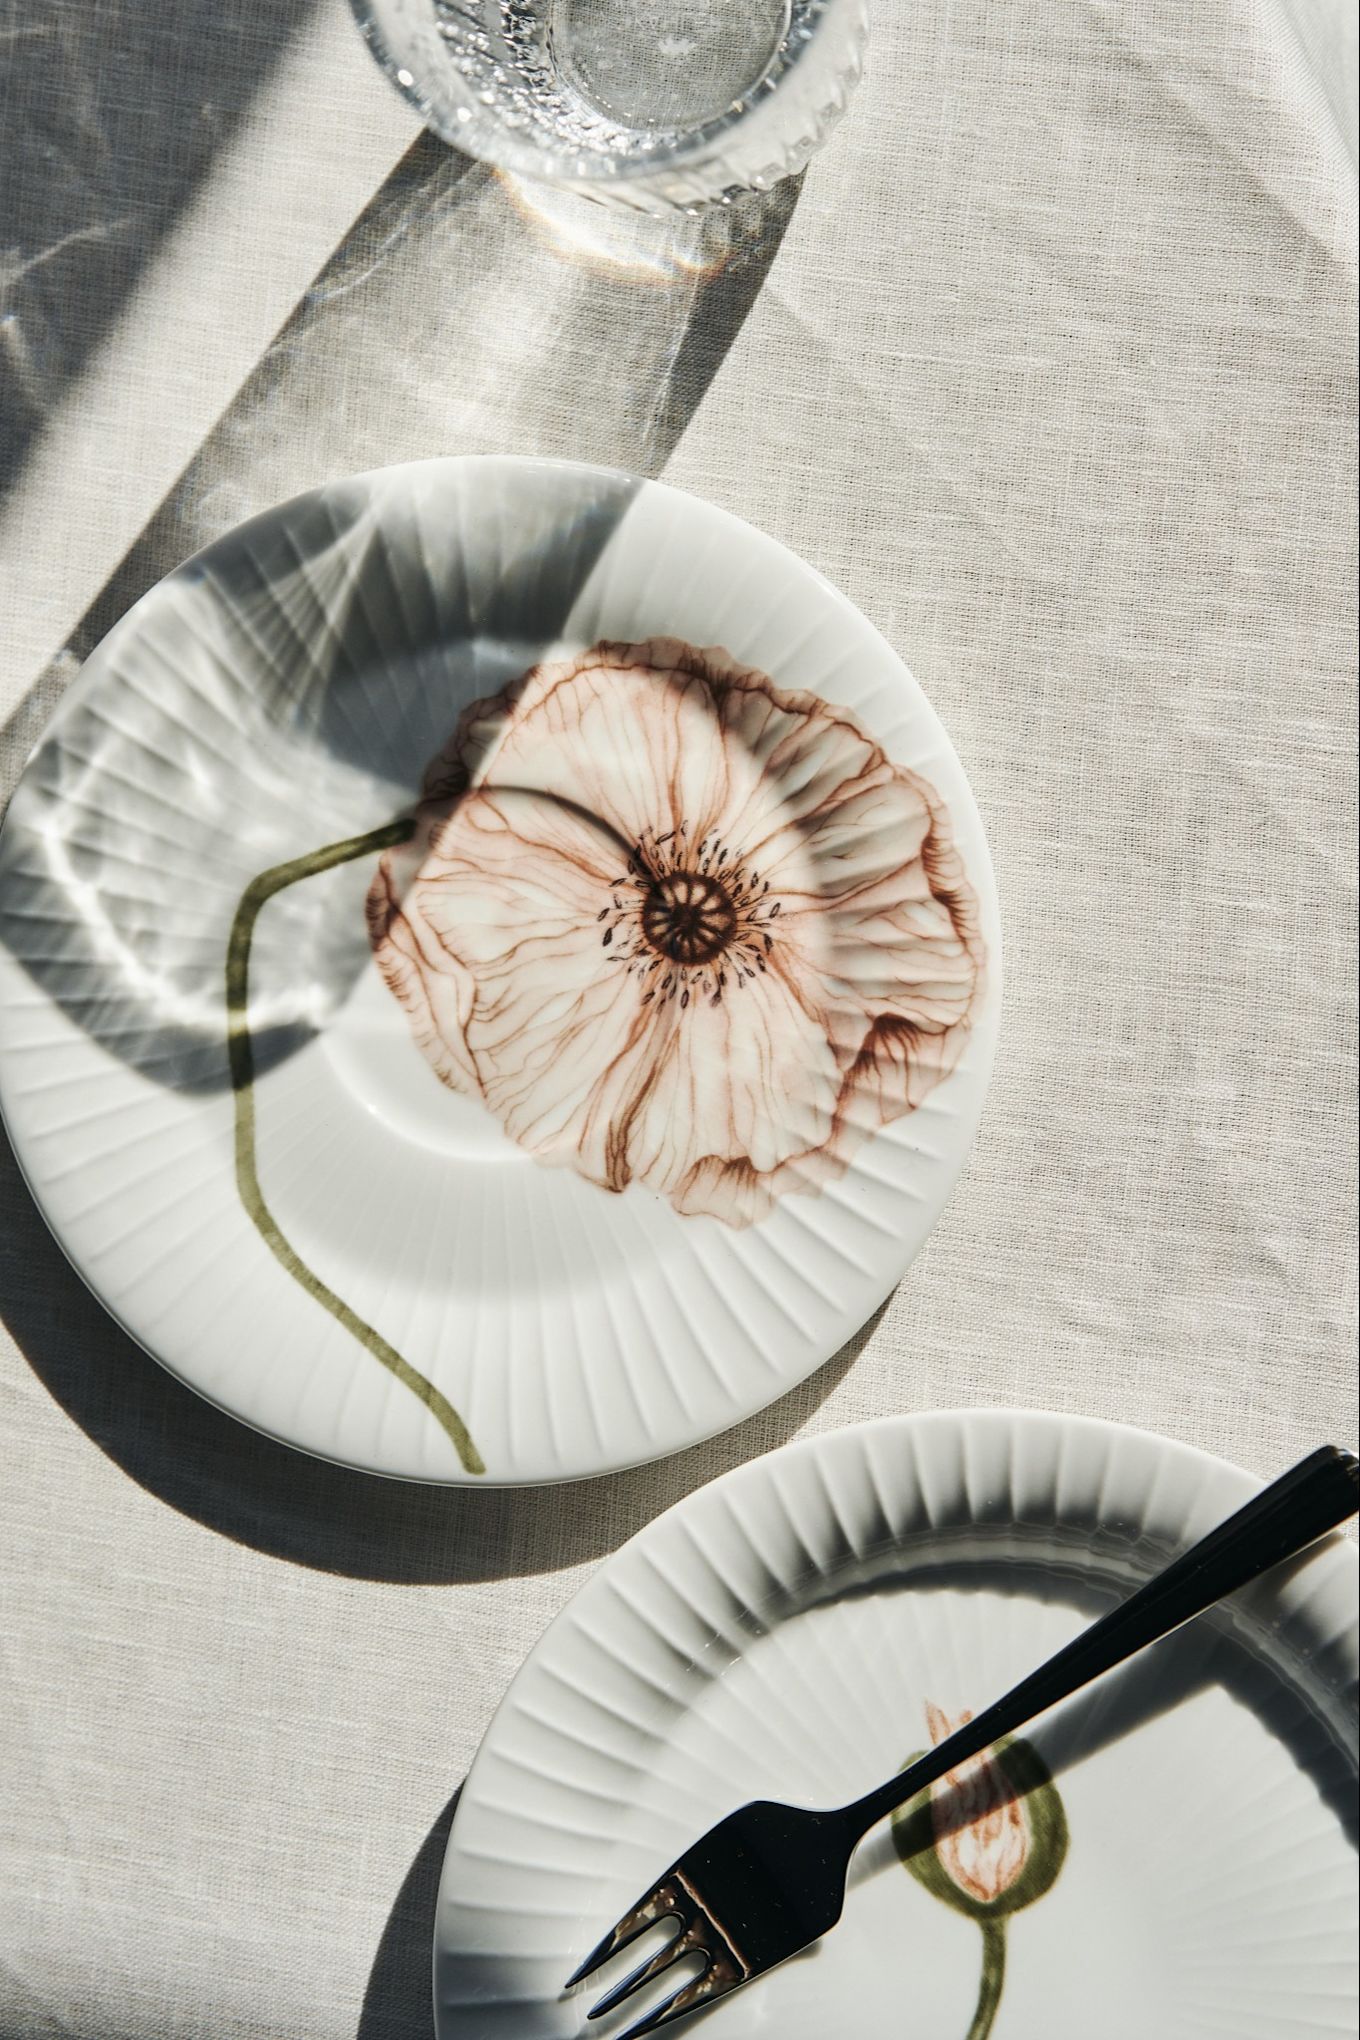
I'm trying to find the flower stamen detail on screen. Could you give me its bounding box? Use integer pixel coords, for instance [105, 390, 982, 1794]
[599, 825, 785, 1004]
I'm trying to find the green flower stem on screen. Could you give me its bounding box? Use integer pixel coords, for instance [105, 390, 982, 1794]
[226, 818, 486, 1477]
[968, 1920, 1006, 2040]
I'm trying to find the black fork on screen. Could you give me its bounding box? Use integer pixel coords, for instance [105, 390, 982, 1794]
[565, 1444, 1359, 2038]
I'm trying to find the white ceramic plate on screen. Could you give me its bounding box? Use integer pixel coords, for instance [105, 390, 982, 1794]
[434, 1409, 1359, 2037]
[0, 458, 999, 1484]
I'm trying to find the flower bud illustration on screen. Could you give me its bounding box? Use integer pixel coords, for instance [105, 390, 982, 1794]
[893, 1703, 1068, 2039]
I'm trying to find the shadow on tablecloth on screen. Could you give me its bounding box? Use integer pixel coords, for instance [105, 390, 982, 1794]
[0, 0, 324, 504]
[358, 1786, 462, 2040]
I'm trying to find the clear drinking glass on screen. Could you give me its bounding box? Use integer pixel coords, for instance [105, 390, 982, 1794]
[349, 0, 868, 213]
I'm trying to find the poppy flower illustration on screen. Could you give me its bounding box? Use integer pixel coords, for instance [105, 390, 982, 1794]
[367, 637, 983, 1228]
[893, 1704, 1069, 2040]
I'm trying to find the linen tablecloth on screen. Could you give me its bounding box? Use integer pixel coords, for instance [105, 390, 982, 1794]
[1, 1, 1355, 2033]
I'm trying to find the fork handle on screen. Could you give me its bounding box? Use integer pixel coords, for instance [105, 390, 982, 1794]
[841, 1443, 1359, 1842]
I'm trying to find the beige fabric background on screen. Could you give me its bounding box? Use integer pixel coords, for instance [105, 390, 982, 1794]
[1, 0, 1356, 2035]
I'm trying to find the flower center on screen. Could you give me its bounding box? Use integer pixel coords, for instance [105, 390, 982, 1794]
[597, 822, 783, 1010]
[641, 869, 737, 966]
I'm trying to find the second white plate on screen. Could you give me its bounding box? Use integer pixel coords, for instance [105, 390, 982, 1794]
[434, 1410, 1359, 2037]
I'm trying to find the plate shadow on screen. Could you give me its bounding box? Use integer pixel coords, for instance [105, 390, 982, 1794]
[358, 1785, 464, 2040]
[2, 1104, 883, 1583]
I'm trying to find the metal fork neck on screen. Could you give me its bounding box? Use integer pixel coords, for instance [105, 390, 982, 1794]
[839, 1722, 993, 1842]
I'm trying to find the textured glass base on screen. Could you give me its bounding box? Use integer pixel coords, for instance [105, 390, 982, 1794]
[354, 0, 866, 213]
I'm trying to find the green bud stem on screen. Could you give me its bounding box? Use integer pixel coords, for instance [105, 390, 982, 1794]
[968, 1919, 1006, 2040]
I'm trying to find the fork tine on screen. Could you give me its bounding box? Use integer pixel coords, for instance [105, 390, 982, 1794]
[563, 1927, 629, 1994]
[613, 1961, 735, 2040]
[564, 1890, 678, 1991]
[586, 1930, 692, 2021]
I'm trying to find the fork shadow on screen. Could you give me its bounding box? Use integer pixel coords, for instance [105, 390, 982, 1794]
[846, 1548, 1359, 1900]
